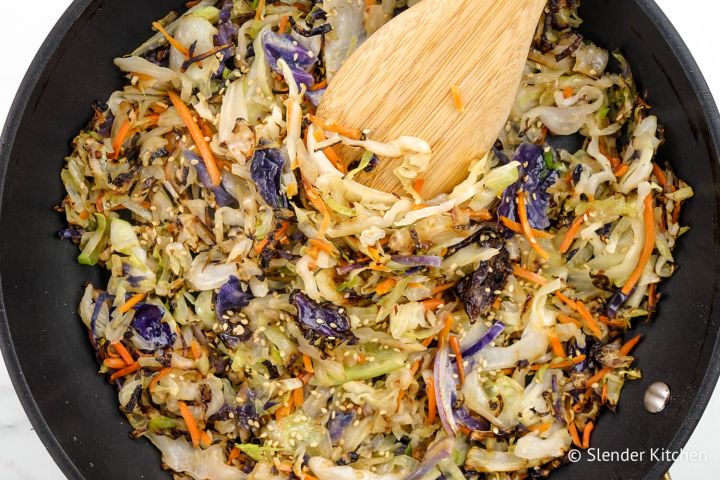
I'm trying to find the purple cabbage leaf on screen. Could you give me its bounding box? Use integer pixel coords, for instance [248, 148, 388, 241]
[261, 30, 317, 88]
[250, 147, 289, 209]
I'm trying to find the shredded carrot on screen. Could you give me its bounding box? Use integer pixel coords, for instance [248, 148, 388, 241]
[275, 404, 291, 420]
[227, 446, 241, 465]
[178, 401, 202, 448]
[113, 342, 135, 365]
[548, 332, 566, 358]
[614, 163, 629, 177]
[621, 195, 656, 295]
[274, 221, 291, 242]
[151, 102, 169, 114]
[302, 177, 331, 236]
[563, 86, 574, 99]
[620, 334, 642, 356]
[309, 238, 333, 253]
[585, 367, 612, 388]
[311, 128, 348, 173]
[79, 210, 90, 220]
[557, 313, 583, 328]
[559, 211, 589, 253]
[555, 291, 578, 310]
[439, 313, 454, 344]
[652, 162, 667, 187]
[278, 15, 289, 33]
[95, 192, 105, 213]
[601, 382, 608, 404]
[413, 176, 425, 193]
[255, 0, 266, 21]
[582, 421, 594, 449]
[190, 340, 202, 360]
[254, 237, 269, 253]
[309, 114, 362, 140]
[200, 430, 212, 448]
[304, 474, 319, 480]
[433, 282, 457, 295]
[500, 367, 515, 375]
[518, 191, 550, 262]
[421, 298, 445, 311]
[110, 118, 132, 160]
[425, 377, 437, 425]
[152, 22, 190, 58]
[296, 356, 313, 377]
[149, 367, 173, 391]
[499, 216, 554, 239]
[451, 85, 465, 113]
[512, 265, 548, 285]
[109, 362, 140, 381]
[529, 354, 586, 371]
[576, 300, 603, 339]
[167, 90, 222, 186]
[449, 336, 465, 385]
[292, 387, 305, 407]
[528, 421, 552, 433]
[103, 358, 128, 369]
[598, 315, 626, 328]
[569, 423, 583, 448]
[310, 80, 327, 91]
[421, 336, 435, 348]
[118, 293, 146, 314]
[462, 208, 493, 221]
[375, 277, 397, 296]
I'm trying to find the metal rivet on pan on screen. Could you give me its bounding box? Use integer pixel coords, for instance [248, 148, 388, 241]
[644, 381, 671, 413]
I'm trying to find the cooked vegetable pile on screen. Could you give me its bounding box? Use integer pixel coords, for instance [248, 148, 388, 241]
[57, 0, 693, 479]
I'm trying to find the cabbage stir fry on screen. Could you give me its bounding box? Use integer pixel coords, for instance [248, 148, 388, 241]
[58, 0, 693, 479]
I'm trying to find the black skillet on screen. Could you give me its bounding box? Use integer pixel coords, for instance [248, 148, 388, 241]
[1, 1, 720, 479]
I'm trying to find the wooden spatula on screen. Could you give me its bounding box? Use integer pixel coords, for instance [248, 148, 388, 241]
[317, 0, 547, 198]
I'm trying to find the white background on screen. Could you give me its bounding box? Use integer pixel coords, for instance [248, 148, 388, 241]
[0, 1, 718, 479]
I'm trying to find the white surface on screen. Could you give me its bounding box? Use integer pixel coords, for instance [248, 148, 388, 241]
[1, 1, 719, 479]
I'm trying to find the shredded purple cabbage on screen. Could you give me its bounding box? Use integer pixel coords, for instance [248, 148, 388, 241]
[498, 143, 559, 230]
[462, 321, 505, 358]
[132, 304, 175, 349]
[391, 255, 442, 268]
[58, 227, 82, 241]
[328, 411, 354, 442]
[250, 148, 289, 209]
[455, 406, 490, 432]
[186, 150, 238, 208]
[261, 30, 317, 88]
[290, 291, 357, 345]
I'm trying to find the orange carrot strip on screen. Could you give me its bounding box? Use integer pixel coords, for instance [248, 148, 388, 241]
[499, 216, 554, 239]
[621, 195, 656, 295]
[152, 22, 190, 58]
[309, 114, 361, 140]
[601, 383, 608, 404]
[559, 212, 589, 253]
[109, 362, 140, 381]
[110, 118, 132, 160]
[569, 423, 583, 448]
[227, 446, 241, 465]
[149, 367, 173, 391]
[517, 190, 549, 260]
[512, 265, 548, 285]
[548, 332, 566, 358]
[293, 387, 305, 407]
[309, 238, 333, 253]
[585, 367, 612, 388]
[200, 431, 212, 448]
[614, 164, 629, 177]
[302, 354, 314, 373]
[582, 421, 594, 449]
[302, 177, 330, 236]
[255, 0, 266, 21]
[576, 300, 603, 339]
[278, 15, 289, 33]
[557, 313, 583, 328]
[555, 291, 578, 310]
[310, 80, 327, 91]
[528, 421, 552, 433]
[413, 176, 425, 193]
[620, 335, 642, 356]
[563, 86, 574, 99]
[167, 90, 222, 186]
[433, 282, 457, 295]
[451, 85, 465, 113]
[449, 336, 466, 385]
[426, 377, 437, 425]
[375, 277, 397, 296]
[274, 221, 291, 241]
[529, 354, 586, 371]
[422, 298, 445, 311]
[103, 358, 128, 369]
[652, 162, 667, 187]
[118, 293, 146, 314]
[178, 401, 202, 448]
[190, 340, 202, 360]
[439, 313, 454, 344]
[312, 127, 347, 172]
[113, 342, 135, 365]
[275, 404, 291, 421]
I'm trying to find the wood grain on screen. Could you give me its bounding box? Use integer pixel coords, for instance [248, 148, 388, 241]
[318, 0, 547, 198]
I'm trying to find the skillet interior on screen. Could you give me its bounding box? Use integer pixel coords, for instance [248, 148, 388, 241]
[0, 0, 719, 479]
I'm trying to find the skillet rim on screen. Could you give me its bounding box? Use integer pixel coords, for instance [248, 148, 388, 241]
[0, 0, 719, 479]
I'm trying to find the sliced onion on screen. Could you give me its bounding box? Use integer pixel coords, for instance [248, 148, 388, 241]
[434, 342, 459, 437]
[336, 261, 369, 275]
[455, 406, 491, 432]
[461, 321, 505, 357]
